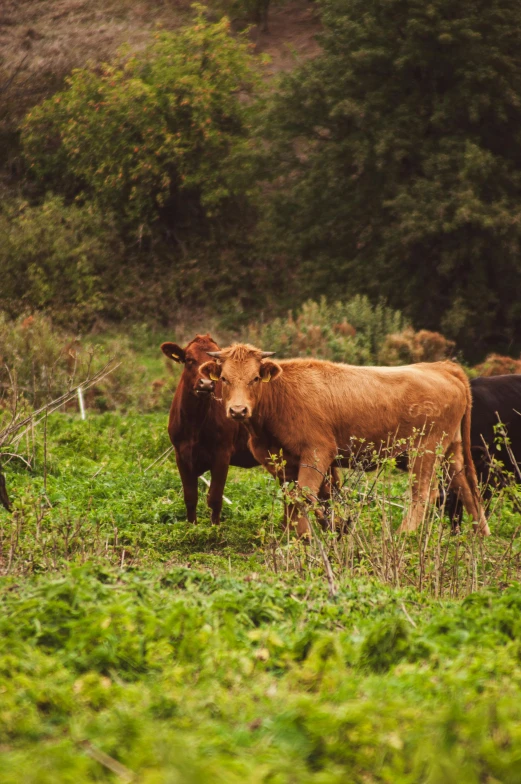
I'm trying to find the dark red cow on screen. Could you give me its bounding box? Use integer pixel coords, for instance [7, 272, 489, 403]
[161, 334, 258, 525]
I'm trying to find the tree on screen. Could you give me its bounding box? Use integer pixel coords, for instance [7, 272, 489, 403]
[262, 0, 521, 358]
[21, 10, 263, 236]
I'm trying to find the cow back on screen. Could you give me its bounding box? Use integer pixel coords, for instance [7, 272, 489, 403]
[470, 375, 521, 478]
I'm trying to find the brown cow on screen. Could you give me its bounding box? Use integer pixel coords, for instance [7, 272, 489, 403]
[200, 344, 490, 537]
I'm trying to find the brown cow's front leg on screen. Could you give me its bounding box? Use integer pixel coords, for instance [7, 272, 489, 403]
[296, 448, 338, 538]
[176, 455, 199, 524]
[247, 435, 301, 530]
[208, 456, 231, 525]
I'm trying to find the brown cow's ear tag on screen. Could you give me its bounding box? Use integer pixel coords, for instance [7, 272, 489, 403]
[210, 372, 220, 382]
[261, 375, 271, 383]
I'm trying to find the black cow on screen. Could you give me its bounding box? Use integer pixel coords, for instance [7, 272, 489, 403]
[0, 471, 11, 511]
[447, 374, 521, 526]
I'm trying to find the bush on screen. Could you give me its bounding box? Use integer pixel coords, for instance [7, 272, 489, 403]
[0, 196, 123, 323]
[0, 312, 175, 412]
[244, 295, 406, 363]
[21, 9, 264, 234]
[378, 328, 456, 366]
[473, 353, 521, 377]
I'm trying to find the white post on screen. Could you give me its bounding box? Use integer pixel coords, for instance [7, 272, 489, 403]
[199, 473, 232, 505]
[77, 386, 86, 420]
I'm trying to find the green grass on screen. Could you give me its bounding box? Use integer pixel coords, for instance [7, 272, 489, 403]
[2, 413, 521, 782]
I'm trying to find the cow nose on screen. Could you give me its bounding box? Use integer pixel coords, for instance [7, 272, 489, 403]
[229, 405, 248, 420]
[196, 378, 214, 392]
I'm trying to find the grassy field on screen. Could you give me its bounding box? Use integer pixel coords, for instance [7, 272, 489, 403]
[2, 412, 521, 782]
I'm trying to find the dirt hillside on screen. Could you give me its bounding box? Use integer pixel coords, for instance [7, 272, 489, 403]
[0, 0, 320, 126]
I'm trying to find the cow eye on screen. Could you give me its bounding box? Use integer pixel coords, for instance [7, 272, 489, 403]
[254, 376, 260, 383]
[221, 377, 229, 385]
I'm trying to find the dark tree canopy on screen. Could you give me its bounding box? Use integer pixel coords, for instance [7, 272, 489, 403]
[263, 0, 521, 358]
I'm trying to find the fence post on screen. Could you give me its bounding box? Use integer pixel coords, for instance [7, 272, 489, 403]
[77, 387, 86, 420]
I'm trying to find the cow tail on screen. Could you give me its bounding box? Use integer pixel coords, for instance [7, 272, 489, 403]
[444, 363, 480, 500]
[461, 376, 481, 505]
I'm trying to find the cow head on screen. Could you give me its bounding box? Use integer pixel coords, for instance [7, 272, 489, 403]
[199, 343, 282, 421]
[161, 334, 220, 398]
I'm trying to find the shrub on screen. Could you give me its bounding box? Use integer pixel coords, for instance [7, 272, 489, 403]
[216, 0, 272, 30]
[359, 618, 410, 673]
[0, 312, 175, 412]
[0, 196, 123, 323]
[243, 295, 406, 363]
[378, 328, 456, 366]
[473, 353, 521, 377]
[21, 9, 264, 233]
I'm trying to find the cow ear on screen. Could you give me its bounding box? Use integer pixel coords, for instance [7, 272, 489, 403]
[161, 342, 185, 363]
[200, 360, 221, 381]
[260, 359, 282, 382]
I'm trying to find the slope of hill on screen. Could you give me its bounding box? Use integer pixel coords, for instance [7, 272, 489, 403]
[0, 0, 320, 124]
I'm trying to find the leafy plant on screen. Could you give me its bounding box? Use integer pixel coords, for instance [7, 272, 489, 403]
[0, 196, 123, 323]
[21, 8, 264, 234]
[0, 312, 175, 412]
[244, 295, 406, 362]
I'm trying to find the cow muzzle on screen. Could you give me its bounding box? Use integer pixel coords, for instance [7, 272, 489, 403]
[194, 377, 215, 396]
[229, 405, 249, 421]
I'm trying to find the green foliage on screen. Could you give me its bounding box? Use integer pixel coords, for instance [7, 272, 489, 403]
[244, 295, 406, 362]
[3, 555, 521, 780]
[359, 617, 409, 672]
[1, 411, 521, 779]
[0, 196, 123, 322]
[21, 9, 264, 233]
[0, 313, 176, 412]
[262, 0, 521, 359]
[216, 0, 272, 30]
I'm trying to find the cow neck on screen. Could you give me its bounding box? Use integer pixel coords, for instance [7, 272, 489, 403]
[176, 376, 224, 425]
[252, 365, 309, 436]
[253, 378, 280, 430]
[179, 386, 214, 419]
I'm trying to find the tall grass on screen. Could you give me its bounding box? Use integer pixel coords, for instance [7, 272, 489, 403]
[262, 440, 521, 599]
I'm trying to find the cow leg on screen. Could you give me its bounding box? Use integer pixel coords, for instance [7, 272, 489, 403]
[295, 449, 337, 538]
[247, 437, 298, 530]
[443, 487, 464, 533]
[318, 465, 341, 501]
[398, 443, 439, 533]
[176, 458, 199, 524]
[208, 457, 231, 525]
[446, 440, 490, 536]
